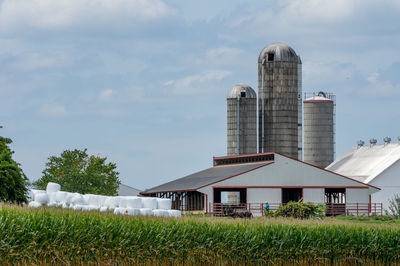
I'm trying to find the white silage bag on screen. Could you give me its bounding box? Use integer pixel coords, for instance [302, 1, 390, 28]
[126, 197, 142, 209]
[47, 202, 57, 207]
[82, 194, 91, 205]
[139, 208, 153, 216]
[104, 197, 119, 209]
[46, 182, 61, 193]
[47, 192, 58, 204]
[119, 197, 129, 208]
[28, 201, 42, 208]
[35, 193, 49, 205]
[71, 194, 84, 205]
[114, 207, 123, 215]
[100, 206, 108, 212]
[157, 198, 172, 210]
[142, 197, 158, 210]
[152, 209, 169, 217]
[65, 193, 75, 205]
[62, 202, 68, 209]
[56, 191, 68, 203]
[168, 210, 182, 218]
[27, 190, 35, 201]
[73, 204, 84, 211]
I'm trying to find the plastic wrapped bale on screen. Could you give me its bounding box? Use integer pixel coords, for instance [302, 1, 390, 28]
[35, 193, 49, 205]
[82, 194, 91, 205]
[119, 197, 129, 208]
[100, 206, 108, 212]
[56, 191, 68, 203]
[62, 202, 69, 209]
[104, 197, 119, 209]
[47, 202, 57, 207]
[168, 210, 182, 218]
[27, 190, 35, 201]
[81, 205, 99, 211]
[142, 197, 158, 210]
[46, 182, 61, 193]
[71, 194, 84, 205]
[152, 209, 170, 217]
[28, 201, 42, 208]
[114, 208, 124, 215]
[65, 193, 75, 205]
[89, 195, 107, 207]
[157, 198, 172, 210]
[47, 192, 58, 205]
[73, 205, 84, 211]
[139, 208, 153, 216]
[126, 197, 142, 209]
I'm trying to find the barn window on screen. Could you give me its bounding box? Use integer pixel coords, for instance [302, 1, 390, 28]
[267, 53, 274, 61]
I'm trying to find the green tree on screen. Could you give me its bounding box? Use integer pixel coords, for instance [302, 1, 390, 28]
[0, 133, 28, 204]
[34, 149, 121, 196]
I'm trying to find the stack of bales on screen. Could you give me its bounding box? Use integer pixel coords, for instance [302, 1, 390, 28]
[28, 182, 181, 218]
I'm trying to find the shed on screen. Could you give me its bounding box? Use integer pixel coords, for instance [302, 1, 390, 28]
[141, 153, 380, 216]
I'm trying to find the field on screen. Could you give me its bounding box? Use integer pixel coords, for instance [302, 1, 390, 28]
[1, 204, 400, 265]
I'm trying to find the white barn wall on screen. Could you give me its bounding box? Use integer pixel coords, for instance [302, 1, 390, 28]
[303, 188, 324, 203]
[346, 188, 369, 203]
[370, 160, 400, 211]
[247, 188, 281, 203]
[198, 154, 376, 211]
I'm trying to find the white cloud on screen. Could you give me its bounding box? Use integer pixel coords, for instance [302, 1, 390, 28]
[165, 70, 231, 95]
[14, 52, 71, 70]
[0, 0, 176, 32]
[99, 89, 117, 101]
[39, 104, 68, 117]
[367, 72, 379, 84]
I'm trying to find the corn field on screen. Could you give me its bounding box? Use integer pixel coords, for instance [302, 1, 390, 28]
[1, 204, 400, 264]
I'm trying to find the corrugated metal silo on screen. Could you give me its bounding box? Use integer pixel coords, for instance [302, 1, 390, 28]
[227, 84, 257, 155]
[258, 42, 301, 158]
[304, 92, 335, 168]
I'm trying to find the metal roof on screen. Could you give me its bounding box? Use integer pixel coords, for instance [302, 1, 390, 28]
[326, 143, 400, 183]
[141, 162, 271, 194]
[304, 95, 333, 102]
[258, 42, 301, 63]
[227, 84, 256, 99]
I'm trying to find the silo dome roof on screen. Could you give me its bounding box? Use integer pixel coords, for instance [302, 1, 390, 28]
[259, 42, 301, 63]
[227, 84, 256, 99]
[304, 92, 333, 103]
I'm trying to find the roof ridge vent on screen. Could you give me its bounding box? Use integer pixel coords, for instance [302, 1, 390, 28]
[383, 137, 391, 145]
[357, 140, 365, 148]
[369, 138, 377, 146]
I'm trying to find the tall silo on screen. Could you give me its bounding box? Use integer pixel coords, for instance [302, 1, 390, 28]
[258, 42, 302, 159]
[227, 84, 257, 155]
[303, 92, 335, 168]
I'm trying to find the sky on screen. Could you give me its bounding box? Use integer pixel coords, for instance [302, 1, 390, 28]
[1, 0, 399, 191]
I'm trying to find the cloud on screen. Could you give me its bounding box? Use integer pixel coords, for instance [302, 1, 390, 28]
[99, 89, 117, 101]
[13, 52, 71, 70]
[164, 70, 231, 95]
[39, 104, 68, 117]
[0, 0, 176, 32]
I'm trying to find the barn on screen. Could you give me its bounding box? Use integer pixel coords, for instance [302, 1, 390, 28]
[141, 153, 381, 216]
[327, 141, 400, 211]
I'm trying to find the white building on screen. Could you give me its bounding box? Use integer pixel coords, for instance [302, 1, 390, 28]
[142, 153, 380, 216]
[327, 142, 400, 211]
[118, 184, 141, 196]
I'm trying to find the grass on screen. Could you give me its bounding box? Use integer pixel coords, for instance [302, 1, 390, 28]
[1, 204, 400, 264]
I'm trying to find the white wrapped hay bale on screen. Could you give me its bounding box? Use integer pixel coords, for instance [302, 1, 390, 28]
[62, 202, 68, 209]
[73, 205, 84, 211]
[168, 210, 182, 218]
[126, 197, 142, 209]
[65, 192, 75, 205]
[35, 193, 49, 205]
[113, 207, 123, 215]
[71, 194, 84, 205]
[82, 194, 91, 205]
[47, 192, 58, 204]
[55, 191, 68, 203]
[47, 202, 57, 207]
[119, 197, 129, 208]
[142, 197, 158, 210]
[152, 209, 170, 217]
[27, 190, 35, 201]
[46, 182, 61, 193]
[157, 198, 172, 210]
[104, 197, 119, 209]
[139, 208, 153, 216]
[28, 201, 42, 208]
[100, 206, 108, 212]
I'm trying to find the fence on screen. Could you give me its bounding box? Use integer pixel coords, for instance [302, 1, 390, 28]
[208, 202, 383, 217]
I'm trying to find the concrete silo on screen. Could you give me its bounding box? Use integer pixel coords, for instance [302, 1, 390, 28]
[258, 42, 302, 159]
[227, 84, 257, 155]
[303, 92, 335, 168]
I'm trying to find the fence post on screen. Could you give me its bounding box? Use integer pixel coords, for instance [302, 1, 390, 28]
[356, 203, 359, 216]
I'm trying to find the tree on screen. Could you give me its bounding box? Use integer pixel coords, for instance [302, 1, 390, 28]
[388, 194, 400, 219]
[0, 134, 28, 204]
[34, 149, 121, 196]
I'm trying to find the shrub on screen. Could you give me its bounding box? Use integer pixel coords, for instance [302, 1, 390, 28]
[273, 201, 324, 219]
[388, 194, 400, 219]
